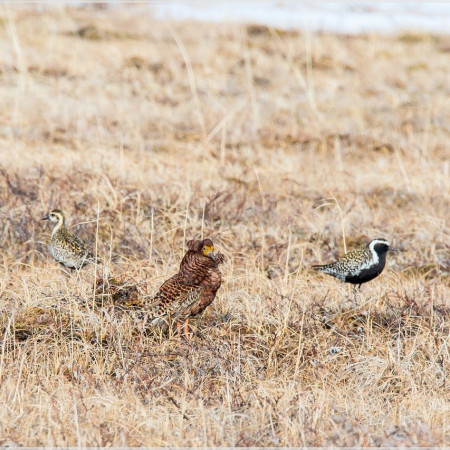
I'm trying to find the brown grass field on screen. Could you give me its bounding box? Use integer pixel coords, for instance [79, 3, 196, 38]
[0, 5, 449, 447]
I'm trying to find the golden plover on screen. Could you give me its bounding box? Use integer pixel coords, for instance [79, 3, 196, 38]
[312, 238, 397, 289]
[145, 238, 224, 335]
[42, 209, 96, 270]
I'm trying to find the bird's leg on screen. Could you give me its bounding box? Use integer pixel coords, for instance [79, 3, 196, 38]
[175, 320, 192, 348]
[59, 263, 73, 277]
[352, 285, 359, 306]
[183, 319, 190, 340]
[176, 319, 191, 338]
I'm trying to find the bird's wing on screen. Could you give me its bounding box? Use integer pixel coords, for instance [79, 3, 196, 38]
[65, 232, 95, 259]
[339, 247, 370, 275]
[145, 275, 203, 323]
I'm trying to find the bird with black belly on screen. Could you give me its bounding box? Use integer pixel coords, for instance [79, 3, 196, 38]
[312, 238, 397, 294]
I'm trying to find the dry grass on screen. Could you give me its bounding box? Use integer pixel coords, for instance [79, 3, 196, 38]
[0, 5, 449, 446]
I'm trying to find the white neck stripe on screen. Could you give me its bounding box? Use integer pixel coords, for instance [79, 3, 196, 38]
[368, 239, 390, 263]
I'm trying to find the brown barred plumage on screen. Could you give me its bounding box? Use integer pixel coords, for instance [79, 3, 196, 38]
[145, 239, 224, 327]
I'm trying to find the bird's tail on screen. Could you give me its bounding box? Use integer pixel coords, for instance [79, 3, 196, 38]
[312, 263, 332, 273]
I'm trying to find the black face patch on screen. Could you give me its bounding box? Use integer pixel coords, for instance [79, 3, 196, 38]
[373, 242, 390, 254]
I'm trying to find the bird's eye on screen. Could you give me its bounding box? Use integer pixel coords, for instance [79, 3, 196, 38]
[202, 246, 206, 252]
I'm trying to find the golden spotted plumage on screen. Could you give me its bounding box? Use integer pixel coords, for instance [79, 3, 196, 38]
[42, 209, 95, 270]
[312, 238, 397, 287]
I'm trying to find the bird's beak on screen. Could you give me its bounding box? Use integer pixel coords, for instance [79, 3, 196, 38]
[389, 246, 399, 252]
[203, 245, 214, 256]
[41, 215, 49, 221]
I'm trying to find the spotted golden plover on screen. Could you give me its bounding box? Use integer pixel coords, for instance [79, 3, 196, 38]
[145, 238, 224, 336]
[312, 238, 397, 289]
[42, 209, 96, 270]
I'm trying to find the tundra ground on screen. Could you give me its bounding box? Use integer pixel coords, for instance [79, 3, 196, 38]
[0, 6, 448, 446]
